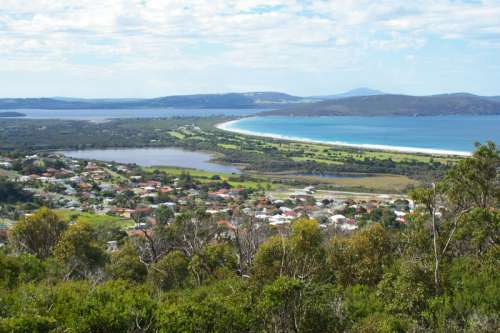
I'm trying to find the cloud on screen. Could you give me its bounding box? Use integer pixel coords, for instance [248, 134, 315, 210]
[0, 0, 499, 95]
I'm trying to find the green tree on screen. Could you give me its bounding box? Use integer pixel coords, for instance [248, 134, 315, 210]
[148, 251, 189, 291]
[253, 235, 290, 282]
[0, 177, 32, 203]
[106, 242, 147, 283]
[411, 142, 499, 293]
[0, 252, 45, 289]
[189, 243, 237, 285]
[54, 222, 108, 279]
[155, 205, 174, 226]
[259, 277, 344, 333]
[327, 223, 392, 287]
[156, 279, 256, 333]
[10, 207, 67, 259]
[376, 259, 433, 316]
[288, 218, 325, 280]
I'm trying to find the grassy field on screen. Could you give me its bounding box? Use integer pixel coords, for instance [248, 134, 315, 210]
[0, 168, 18, 177]
[225, 134, 458, 164]
[260, 172, 416, 192]
[144, 166, 281, 190]
[144, 165, 414, 193]
[168, 131, 186, 139]
[55, 210, 134, 229]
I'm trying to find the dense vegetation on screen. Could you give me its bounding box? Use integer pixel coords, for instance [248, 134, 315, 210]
[0, 178, 32, 204]
[0, 143, 498, 332]
[262, 93, 500, 116]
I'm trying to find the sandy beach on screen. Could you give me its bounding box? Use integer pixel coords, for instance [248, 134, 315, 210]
[216, 118, 471, 157]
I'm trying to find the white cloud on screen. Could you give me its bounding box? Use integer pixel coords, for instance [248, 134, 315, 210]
[0, 0, 499, 95]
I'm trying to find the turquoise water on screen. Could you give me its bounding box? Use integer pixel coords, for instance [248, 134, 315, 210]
[223, 115, 500, 154]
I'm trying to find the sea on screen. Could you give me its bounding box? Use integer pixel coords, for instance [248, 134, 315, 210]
[219, 115, 500, 155]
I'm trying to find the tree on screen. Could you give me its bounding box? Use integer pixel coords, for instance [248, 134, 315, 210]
[148, 251, 189, 291]
[0, 252, 45, 289]
[167, 210, 220, 258]
[135, 206, 177, 264]
[0, 177, 32, 203]
[327, 223, 392, 287]
[411, 142, 499, 293]
[253, 219, 326, 283]
[232, 216, 271, 276]
[288, 218, 325, 280]
[444, 141, 500, 209]
[442, 207, 499, 261]
[259, 277, 305, 333]
[259, 277, 344, 333]
[156, 279, 256, 333]
[253, 235, 291, 282]
[10, 207, 67, 259]
[155, 205, 174, 226]
[107, 242, 147, 283]
[376, 259, 433, 316]
[54, 222, 108, 280]
[189, 243, 237, 285]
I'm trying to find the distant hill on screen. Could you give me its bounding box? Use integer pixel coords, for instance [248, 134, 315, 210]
[311, 88, 384, 100]
[2, 91, 499, 113]
[0, 92, 313, 110]
[487, 96, 500, 102]
[0, 111, 26, 117]
[260, 93, 500, 117]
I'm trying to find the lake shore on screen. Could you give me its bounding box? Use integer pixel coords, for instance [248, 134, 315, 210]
[216, 118, 471, 157]
[59, 147, 241, 174]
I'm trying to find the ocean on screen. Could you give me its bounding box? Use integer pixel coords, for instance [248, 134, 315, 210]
[219, 115, 500, 155]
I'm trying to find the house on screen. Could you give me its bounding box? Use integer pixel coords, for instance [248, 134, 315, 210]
[337, 219, 358, 231]
[0, 161, 12, 169]
[330, 214, 347, 224]
[394, 210, 407, 223]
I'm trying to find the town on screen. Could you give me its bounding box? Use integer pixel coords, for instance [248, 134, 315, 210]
[0, 152, 412, 246]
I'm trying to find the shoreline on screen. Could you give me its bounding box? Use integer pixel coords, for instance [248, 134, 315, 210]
[216, 118, 471, 157]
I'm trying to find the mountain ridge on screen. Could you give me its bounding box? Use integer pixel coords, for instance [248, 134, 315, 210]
[1, 90, 499, 112]
[260, 93, 500, 117]
[0, 88, 379, 109]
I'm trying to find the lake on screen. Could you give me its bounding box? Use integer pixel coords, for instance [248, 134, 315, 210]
[60, 148, 240, 174]
[219, 115, 500, 155]
[12, 108, 264, 121]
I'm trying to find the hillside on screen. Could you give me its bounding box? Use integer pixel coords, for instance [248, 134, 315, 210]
[0, 111, 26, 117]
[260, 93, 500, 116]
[0, 92, 310, 110]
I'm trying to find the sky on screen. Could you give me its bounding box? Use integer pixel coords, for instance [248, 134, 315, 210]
[1, 0, 500, 98]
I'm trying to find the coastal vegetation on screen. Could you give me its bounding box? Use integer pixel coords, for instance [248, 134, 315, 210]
[0, 143, 498, 332]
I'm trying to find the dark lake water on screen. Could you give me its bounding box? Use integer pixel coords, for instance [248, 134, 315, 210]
[12, 108, 263, 121]
[61, 148, 240, 174]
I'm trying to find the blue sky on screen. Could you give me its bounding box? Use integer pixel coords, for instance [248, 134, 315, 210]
[1, 0, 500, 98]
